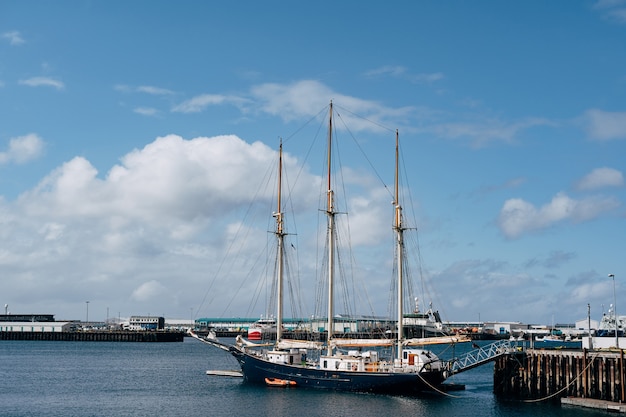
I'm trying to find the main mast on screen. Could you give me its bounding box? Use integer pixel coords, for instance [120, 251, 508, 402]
[326, 102, 335, 356]
[274, 140, 285, 343]
[394, 130, 404, 360]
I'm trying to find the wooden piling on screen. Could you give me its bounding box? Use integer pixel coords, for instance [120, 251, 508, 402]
[495, 348, 625, 404]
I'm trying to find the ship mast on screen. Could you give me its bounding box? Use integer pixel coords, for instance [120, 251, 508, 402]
[394, 130, 404, 361]
[326, 102, 335, 356]
[274, 140, 285, 343]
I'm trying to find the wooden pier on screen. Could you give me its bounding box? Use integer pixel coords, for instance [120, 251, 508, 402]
[0, 330, 184, 342]
[494, 348, 625, 405]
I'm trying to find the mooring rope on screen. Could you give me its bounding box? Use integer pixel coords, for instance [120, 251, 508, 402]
[522, 349, 606, 403]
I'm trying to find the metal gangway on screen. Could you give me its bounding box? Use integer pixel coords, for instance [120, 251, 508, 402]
[449, 339, 519, 375]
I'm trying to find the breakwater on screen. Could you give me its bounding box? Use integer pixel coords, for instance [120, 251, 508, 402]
[0, 330, 184, 342]
[494, 348, 625, 403]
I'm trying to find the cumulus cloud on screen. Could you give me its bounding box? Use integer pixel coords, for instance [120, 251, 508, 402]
[584, 109, 626, 140]
[497, 192, 620, 238]
[3, 133, 326, 319]
[576, 167, 624, 190]
[2, 30, 25, 45]
[19, 134, 315, 228]
[0, 133, 45, 164]
[0, 126, 409, 320]
[19, 76, 65, 90]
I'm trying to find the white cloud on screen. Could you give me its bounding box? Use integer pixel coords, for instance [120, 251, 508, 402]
[19, 134, 316, 228]
[133, 107, 159, 116]
[115, 84, 174, 95]
[172, 94, 248, 113]
[409, 72, 445, 83]
[131, 280, 167, 302]
[19, 77, 65, 90]
[39, 222, 66, 241]
[170, 80, 554, 146]
[169, 80, 416, 133]
[584, 109, 626, 140]
[2, 133, 325, 318]
[0, 133, 45, 164]
[136, 86, 174, 95]
[594, 0, 626, 7]
[2, 31, 25, 45]
[251, 80, 414, 131]
[497, 192, 620, 238]
[593, 0, 626, 23]
[364, 65, 409, 78]
[576, 167, 624, 190]
[1, 128, 421, 320]
[364, 66, 444, 84]
[430, 117, 553, 148]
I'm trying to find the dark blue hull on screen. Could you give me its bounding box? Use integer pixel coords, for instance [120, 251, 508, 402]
[229, 347, 447, 396]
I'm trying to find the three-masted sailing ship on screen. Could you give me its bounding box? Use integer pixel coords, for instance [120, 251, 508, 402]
[191, 102, 466, 395]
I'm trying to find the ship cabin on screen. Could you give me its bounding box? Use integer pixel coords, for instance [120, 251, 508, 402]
[320, 350, 379, 372]
[396, 349, 443, 371]
[266, 349, 307, 366]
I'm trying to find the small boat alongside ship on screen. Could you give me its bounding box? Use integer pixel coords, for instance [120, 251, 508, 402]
[191, 102, 469, 395]
[265, 377, 296, 387]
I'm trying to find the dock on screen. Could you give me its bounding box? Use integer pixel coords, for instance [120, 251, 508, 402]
[562, 397, 626, 412]
[206, 370, 243, 377]
[0, 330, 185, 342]
[494, 348, 625, 405]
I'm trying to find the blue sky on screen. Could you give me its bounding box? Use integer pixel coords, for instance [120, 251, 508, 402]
[1, 1, 625, 325]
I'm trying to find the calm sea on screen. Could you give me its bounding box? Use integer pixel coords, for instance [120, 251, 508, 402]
[0, 338, 603, 417]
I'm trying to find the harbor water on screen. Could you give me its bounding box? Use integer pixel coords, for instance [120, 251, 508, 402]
[0, 338, 605, 416]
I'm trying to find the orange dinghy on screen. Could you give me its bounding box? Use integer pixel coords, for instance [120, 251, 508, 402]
[265, 377, 296, 387]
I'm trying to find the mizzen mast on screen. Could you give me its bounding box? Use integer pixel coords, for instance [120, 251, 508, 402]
[326, 101, 336, 356]
[393, 129, 405, 361]
[274, 140, 285, 343]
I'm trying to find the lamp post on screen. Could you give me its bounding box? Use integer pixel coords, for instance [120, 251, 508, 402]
[86, 301, 90, 326]
[587, 303, 591, 341]
[609, 274, 618, 349]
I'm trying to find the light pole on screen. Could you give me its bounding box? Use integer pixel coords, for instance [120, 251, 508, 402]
[587, 303, 591, 342]
[609, 274, 618, 349]
[86, 301, 90, 326]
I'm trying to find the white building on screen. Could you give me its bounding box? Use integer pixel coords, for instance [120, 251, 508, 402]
[0, 322, 73, 332]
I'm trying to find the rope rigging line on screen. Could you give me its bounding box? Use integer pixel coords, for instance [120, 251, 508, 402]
[197, 154, 276, 319]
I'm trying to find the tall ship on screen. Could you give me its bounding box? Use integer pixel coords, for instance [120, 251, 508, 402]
[191, 102, 467, 395]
